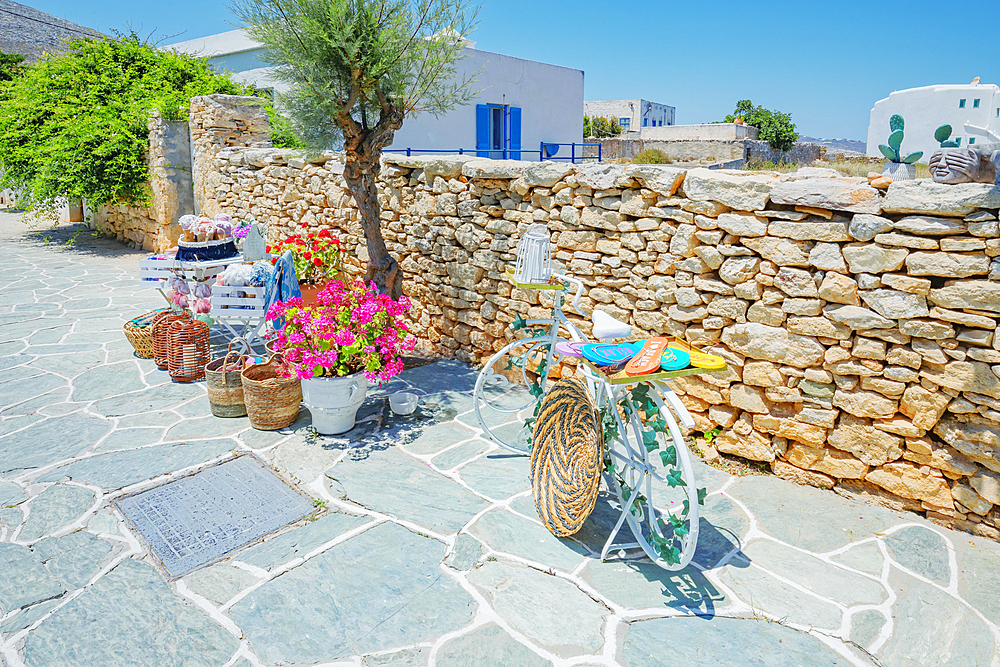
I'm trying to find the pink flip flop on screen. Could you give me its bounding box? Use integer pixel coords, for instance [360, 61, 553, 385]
[555, 341, 585, 357]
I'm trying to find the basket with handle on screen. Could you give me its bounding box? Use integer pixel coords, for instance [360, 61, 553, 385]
[166, 318, 210, 382]
[241, 354, 302, 430]
[123, 308, 168, 358]
[206, 338, 249, 417]
[152, 310, 191, 369]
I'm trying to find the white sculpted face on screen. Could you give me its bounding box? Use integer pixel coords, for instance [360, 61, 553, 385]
[928, 148, 982, 184]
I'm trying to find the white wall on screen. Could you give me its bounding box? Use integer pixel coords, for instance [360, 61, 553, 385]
[166, 31, 584, 160]
[639, 123, 757, 141]
[389, 48, 583, 158]
[867, 84, 1000, 162]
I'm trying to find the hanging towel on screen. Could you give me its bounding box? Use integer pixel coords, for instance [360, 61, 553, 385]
[265, 250, 301, 330]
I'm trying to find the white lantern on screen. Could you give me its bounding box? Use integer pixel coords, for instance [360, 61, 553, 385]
[513, 224, 552, 284]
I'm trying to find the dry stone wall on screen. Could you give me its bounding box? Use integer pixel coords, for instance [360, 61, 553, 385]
[199, 145, 1000, 542]
[91, 112, 195, 251]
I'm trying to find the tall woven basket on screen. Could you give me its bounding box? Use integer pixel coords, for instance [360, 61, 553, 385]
[166, 318, 210, 382]
[242, 355, 302, 430]
[206, 339, 248, 417]
[123, 308, 167, 358]
[152, 310, 191, 369]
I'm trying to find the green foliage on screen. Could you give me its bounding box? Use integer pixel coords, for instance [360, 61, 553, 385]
[0, 33, 250, 213]
[267, 104, 306, 149]
[583, 115, 622, 139]
[632, 148, 671, 164]
[702, 426, 721, 443]
[888, 129, 904, 152]
[0, 51, 26, 83]
[724, 99, 798, 152]
[889, 114, 904, 132]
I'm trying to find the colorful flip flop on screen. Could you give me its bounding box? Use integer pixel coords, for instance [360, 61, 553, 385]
[669, 340, 726, 370]
[660, 346, 691, 371]
[625, 337, 669, 376]
[581, 343, 637, 367]
[555, 340, 585, 357]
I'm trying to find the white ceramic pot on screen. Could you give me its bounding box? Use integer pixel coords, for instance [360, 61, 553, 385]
[882, 162, 916, 181]
[301, 373, 368, 435]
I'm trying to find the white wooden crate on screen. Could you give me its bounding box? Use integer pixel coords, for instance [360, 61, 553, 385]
[210, 284, 267, 320]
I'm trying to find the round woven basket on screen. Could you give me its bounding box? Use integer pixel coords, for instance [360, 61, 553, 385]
[122, 308, 167, 358]
[242, 354, 302, 430]
[206, 339, 248, 417]
[166, 318, 210, 382]
[531, 377, 604, 537]
[152, 310, 191, 369]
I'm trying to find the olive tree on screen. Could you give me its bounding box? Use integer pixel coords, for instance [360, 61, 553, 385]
[230, 0, 479, 298]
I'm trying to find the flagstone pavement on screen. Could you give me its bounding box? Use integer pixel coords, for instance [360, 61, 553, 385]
[1, 211, 998, 667]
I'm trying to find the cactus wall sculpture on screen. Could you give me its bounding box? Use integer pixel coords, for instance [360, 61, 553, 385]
[878, 114, 923, 163]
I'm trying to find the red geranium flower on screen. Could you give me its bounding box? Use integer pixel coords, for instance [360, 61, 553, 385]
[313, 257, 322, 267]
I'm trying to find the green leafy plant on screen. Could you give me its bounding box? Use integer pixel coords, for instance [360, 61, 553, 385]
[632, 148, 671, 164]
[0, 51, 26, 84]
[583, 115, 622, 139]
[702, 426, 721, 443]
[231, 0, 480, 298]
[724, 99, 798, 152]
[0, 33, 251, 216]
[934, 124, 959, 148]
[878, 114, 922, 163]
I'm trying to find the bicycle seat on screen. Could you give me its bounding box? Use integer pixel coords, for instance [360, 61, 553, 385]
[592, 309, 632, 340]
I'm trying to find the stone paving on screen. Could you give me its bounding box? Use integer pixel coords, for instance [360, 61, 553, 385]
[1, 212, 999, 666]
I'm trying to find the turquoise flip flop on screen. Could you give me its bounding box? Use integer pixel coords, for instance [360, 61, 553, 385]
[580, 343, 637, 367]
[661, 347, 691, 371]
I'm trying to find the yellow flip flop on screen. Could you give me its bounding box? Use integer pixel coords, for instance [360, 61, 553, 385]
[668, 340, 726, 370]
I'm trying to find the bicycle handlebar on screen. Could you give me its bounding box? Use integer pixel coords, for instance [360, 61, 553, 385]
[552, 272, 584, 316]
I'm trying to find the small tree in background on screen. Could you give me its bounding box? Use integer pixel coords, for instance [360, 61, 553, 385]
[583, 115, 622, 139]
[724, 99, 798, 152]
[230, 0, 479, 298]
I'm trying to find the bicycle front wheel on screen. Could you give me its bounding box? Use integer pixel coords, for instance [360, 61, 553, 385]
[473, 335, 557, 455]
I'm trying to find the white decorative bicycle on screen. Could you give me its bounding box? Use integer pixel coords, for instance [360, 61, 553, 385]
[473, 268, 716, 571]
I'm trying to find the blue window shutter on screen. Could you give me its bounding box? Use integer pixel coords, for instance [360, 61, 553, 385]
[476, 105, 489, 157]
[509, 106, 521, 160]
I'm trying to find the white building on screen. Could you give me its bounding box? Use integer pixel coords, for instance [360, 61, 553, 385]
[867, 82, 1000, 162]
[583, 99, 675, 132]
[166, 29, 585, 161]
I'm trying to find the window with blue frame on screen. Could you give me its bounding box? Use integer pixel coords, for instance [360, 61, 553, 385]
[974, 99, 980, 108]
[960, 99, 966, 108]
[619, 117, 630, 130]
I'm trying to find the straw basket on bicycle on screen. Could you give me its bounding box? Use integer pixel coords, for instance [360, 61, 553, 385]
[473, 226, 726, 571]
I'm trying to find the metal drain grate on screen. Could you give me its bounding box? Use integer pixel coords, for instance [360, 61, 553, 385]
[116, 456, 313, 578]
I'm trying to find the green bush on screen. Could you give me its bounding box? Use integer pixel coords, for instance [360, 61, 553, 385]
[724, 99, 798, 152]
[584, 115, 622, 139]
[632, 148, 671, 164]
[0, 51, 26, 83]
[0, 33, 251, 214]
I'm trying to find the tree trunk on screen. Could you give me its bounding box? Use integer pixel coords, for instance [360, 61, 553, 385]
[343, 158, 401, 299]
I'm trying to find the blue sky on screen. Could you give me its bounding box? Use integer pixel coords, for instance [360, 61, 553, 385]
[22, 0, 1000, 140]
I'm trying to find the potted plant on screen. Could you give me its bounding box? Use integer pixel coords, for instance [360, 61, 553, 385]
[267, 225, 346, 305]
[266, 279, 415, 434]
[878, 114, 923, 181]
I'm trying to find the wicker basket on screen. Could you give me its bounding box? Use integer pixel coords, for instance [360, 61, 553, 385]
[242, 354, 302, 430]
[123, 309, 167, 358]
[206, 339, 248, 417]
[152, 310, 191, 369]
[166, 318, 210, 382]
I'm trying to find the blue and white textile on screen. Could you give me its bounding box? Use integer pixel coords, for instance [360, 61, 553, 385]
[265, 250, 301, 330]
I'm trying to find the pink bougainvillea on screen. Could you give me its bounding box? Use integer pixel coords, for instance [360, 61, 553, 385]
[266, 279, 415, 383]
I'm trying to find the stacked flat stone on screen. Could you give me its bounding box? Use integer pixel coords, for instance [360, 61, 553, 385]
[190, 121, 1000, 542]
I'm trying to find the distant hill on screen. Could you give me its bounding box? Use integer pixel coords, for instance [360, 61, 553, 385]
[0, 0, 102, 61]
[799, 136, 866, 155]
